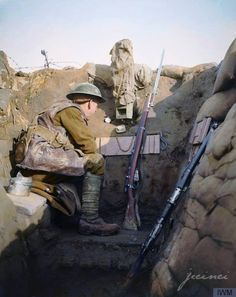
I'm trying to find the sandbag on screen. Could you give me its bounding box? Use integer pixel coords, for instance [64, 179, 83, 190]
[196, 88, 236, 122]
[210, 104, 236, 160]
[134, 64, 153, 88]
[161, 65, 185, 79]
[213, 38, 236, 94]
[161, 63, 215, 80]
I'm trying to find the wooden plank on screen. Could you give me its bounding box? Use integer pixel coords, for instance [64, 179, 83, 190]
[189, 117, 211, 144]
[96, 134, 160, 156]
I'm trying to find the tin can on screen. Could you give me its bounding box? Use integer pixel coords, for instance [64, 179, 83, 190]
[7, 173, 32, 196]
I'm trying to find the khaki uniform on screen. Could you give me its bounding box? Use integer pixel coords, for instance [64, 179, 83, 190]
[21, 104, 104, 214]
[21, 82, 120, 235]
[54, 107, 97, 154]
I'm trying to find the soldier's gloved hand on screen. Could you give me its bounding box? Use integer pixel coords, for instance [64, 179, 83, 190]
[86, 153, 104, 165]
[85, 153, 105, 175]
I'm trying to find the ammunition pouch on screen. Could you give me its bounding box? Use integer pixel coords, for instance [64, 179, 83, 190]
[54, 183, 81, 216]
[32, 180, 81, 216]
[14, 130, 28, 164]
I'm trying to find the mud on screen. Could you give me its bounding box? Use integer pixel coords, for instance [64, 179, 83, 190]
[26, 228, 158, 297]
[30, 267, 151, 297]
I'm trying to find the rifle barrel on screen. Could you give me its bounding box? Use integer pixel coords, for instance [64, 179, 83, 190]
[126, 121, 219, 279]
[123, 50, 165, 230]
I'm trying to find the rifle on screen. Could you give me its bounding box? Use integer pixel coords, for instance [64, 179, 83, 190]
[123, 50, 165, 230]
[126, 121, 219, 280]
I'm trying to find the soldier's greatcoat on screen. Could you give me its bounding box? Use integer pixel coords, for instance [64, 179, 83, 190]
[18, 100, 97, 176]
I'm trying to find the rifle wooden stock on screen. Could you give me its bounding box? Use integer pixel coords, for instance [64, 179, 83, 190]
[123, 50, 165, 230]
[126, 121, 219, 279]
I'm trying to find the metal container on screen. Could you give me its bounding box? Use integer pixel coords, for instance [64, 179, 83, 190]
[116, 124, 126, 134]
[7, 174, 32, 196]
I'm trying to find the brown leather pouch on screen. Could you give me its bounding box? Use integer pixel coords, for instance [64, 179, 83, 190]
[14, 130, 27, 164]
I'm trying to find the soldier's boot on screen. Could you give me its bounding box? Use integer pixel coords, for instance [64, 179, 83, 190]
[78, 172, 120, 236]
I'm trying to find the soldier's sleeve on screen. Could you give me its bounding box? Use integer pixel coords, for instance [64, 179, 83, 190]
[54, 107, 97, 154]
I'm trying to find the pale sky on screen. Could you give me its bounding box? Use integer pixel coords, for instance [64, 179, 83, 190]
[1, 0, 235, 71]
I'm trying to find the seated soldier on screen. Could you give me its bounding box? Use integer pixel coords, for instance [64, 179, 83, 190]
[18, 83, 120, 236]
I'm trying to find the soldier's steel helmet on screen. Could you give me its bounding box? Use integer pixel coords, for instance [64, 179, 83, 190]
[66, 82, 105, 102]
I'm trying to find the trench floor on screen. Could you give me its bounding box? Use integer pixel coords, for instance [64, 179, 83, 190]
[28, 228, 158, 297]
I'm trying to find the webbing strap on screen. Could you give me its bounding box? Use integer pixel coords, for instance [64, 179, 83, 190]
[27, 125, 74, 150]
